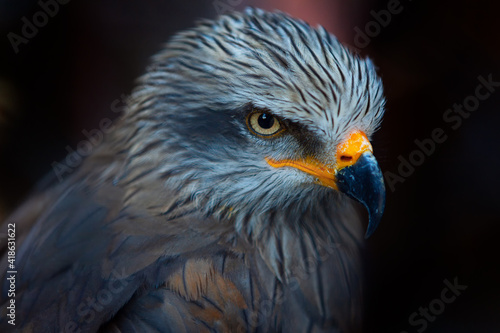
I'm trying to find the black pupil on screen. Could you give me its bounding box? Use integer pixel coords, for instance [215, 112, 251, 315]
[258, 113, 275, 129]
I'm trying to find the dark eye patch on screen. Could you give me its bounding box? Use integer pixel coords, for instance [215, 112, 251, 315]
[169, 107, 247, 145]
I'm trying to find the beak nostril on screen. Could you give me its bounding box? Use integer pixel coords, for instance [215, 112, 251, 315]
[340, 155, 353, 162]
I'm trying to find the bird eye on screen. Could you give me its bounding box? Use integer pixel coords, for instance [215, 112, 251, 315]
[247, 111, 284, 137]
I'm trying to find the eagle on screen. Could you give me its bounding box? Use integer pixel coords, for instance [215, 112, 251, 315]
[0, 8, 385, 333]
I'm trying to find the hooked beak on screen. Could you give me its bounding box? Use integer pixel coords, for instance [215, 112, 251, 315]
[336, 151, 385, 238]
[266, 130, 385, 238]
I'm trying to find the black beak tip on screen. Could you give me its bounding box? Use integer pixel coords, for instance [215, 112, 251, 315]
[336, 152, 386, 239]
[364, 202, 385, 239]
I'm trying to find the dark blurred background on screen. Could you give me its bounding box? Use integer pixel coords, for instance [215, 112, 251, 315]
[0, 0, 499, 332]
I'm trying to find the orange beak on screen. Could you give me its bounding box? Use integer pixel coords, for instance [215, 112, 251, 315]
[265, 130, 373, 189]
[265, 130, 385, 238]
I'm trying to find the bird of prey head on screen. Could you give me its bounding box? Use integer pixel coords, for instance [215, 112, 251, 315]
[1, 7, 386, 332]
[119, 7, 385, 239]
